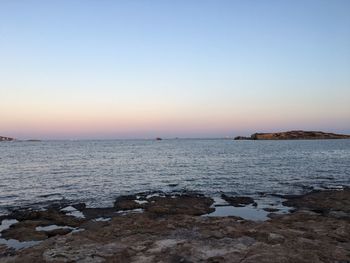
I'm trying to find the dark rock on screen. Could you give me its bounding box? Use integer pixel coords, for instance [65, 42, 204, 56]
[46, 228, 73, 237]
[170, 255, 193, 263]
[145, 194, 214, 216]
[0, 244, 15, 257]
[0, 136, 14, 141]
[282, 188, 350, 216]
[1, 209, 84, 241]
[82, 207, 118, 220]
[2, 221, 49, 241]
[221, 194, 255, 207]
[263, 207, 280, 212]
[10, 209, 60, 222]
[72, 203, 86, 211]
[234, 136, 252, 140]
[114, 195, 143, 210]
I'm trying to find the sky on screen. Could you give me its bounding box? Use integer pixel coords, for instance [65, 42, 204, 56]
[0, 0, 350, 139]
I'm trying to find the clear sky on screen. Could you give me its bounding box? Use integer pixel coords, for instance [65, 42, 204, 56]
[1, 0, 350, 139]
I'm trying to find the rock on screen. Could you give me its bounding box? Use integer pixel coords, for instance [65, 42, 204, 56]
[2, 222, 49, 241]
[42, 240, 129, 262]
[114, 195, 143, 210]
[263, 207, 280, 212]
[0, 244, 15, 257]
[233, 136, 251, 140]
[1, 218, 77, 241]
[72, 203, 86, 211]
[221, 194, 255, 207]
[145, 194, 214, 216]
[0, 136, 14, 141]
[2, 190, 350, 262]
[81, 207, 118, 220]
[46, 228, 73, 238]
[8, 209, 82, 227]
[328, 211, 350, 219]
[267, 233, 285, 244]
[1, 209, 84, 241]
[234, 130, 350, 140]
[282, 188, 350, 216]
[267, 213, 283, 219]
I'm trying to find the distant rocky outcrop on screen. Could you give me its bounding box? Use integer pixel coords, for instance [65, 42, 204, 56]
[234, 130, 350, 140]
[0, 136, 14, 141]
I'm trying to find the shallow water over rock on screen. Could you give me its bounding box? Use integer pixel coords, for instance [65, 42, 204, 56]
[206, 196, 290, 220]
[0, 219, 41, 250]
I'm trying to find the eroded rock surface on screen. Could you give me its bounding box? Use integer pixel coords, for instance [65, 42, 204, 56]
[0, 190, 349, 262]
[114, 195, 142, 211]
[1, 210, 83, 242]
[145, 194, 214, 215]
[114, 192, 215, 216]
[282, 188, 350, 217]
[221, 194, 256, 207]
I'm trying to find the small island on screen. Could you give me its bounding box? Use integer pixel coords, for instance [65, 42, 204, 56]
[234, 130, 350, 140]
[0, 136, 15, 142]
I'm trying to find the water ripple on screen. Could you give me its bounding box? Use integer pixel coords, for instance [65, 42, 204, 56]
[0, 139, 349, 210]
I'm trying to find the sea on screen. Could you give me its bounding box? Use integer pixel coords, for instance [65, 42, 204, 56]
[0, 139, 349, 216]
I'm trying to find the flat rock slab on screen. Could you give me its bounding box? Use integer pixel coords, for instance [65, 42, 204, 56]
[282, 188, 350, 216]
[1, 210, 84, 242]
[114, 192, 215, 216]
[145, 194, 215, 215]
[221, 194, 256, 207]
[1, 189, 349, 262]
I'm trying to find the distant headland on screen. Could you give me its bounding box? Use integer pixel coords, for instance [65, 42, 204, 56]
[234, 130, 350, 140]
[0, 136, 15, 141]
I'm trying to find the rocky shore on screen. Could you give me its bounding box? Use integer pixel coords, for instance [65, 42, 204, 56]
[0, 136, 14, 142]
[234, 130, 350, 140]
[0, 189, 349, 262]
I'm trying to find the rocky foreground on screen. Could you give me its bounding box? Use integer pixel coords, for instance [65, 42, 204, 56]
[0, 189, 349, 262]
[234, 130, 350, 140]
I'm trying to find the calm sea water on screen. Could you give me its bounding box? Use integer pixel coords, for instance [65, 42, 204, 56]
[0, 139, 349, 214]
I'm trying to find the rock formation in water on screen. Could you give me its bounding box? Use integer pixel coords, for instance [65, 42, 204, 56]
[234, 130, 350, 140]
[0, 136, 14, 141]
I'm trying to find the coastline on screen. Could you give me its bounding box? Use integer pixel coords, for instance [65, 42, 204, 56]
[1, 188, 349, 262]
[234, 131, 350, 140]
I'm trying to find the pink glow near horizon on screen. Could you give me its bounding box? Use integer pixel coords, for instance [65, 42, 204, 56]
[1, 88, 349, 139]
[1, 109, 349, 139]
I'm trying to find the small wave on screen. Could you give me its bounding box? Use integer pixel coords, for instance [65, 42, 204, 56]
[37, 193, 63, 198]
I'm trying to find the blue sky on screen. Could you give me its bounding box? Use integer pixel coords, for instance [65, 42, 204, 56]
[0, 0, 349, 139]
